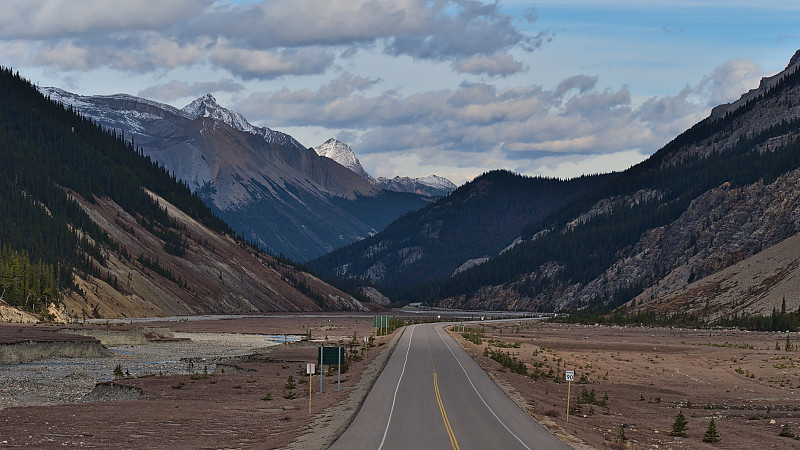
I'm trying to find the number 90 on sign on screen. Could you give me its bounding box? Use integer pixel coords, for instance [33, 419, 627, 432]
[565, 370, 574, 382]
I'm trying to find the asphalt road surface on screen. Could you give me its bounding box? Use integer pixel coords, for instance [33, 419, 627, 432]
[330, 323, 571, 449]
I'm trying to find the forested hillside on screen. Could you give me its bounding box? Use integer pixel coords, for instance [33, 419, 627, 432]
[308, 170, 612, 289]
[422, 60, 800, 313]
[0, 68, 363, 319]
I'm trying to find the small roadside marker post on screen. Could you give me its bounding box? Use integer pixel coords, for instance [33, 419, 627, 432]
[565, 370, 574, 423]
[307, 363, 315, 415]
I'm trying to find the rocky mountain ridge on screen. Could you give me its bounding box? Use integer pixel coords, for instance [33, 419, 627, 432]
[39, 88, 429, 261]
[313, 138, 457, 197]
[182, 93, 304, 150]
[314, 138, 373, 181]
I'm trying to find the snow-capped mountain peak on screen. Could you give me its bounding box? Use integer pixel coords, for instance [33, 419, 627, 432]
[417, 174, 458, 192]
[182, 94, 304, 150]
[314, 139, 373, 181]
[315, 137, 458, 198]
[183, 94, 257, 134]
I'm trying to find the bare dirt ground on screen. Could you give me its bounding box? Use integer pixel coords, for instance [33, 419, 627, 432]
[450, 321, 800, 449]
[0, 314, 400, 449]
[6, 315, 798, 449]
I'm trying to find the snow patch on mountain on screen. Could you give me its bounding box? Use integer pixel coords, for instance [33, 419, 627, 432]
[416, 175, 458, 192]
[314, 139, 373, 181]
[451, 257, 490, 277]
[373, 175, 456, 197]
[183, 94, 256, 133]
[182, 94, 304, 149]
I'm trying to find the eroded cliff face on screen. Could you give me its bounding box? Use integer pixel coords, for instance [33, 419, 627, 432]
[60, 189, 365, 320]
[446, 169, 800, 313]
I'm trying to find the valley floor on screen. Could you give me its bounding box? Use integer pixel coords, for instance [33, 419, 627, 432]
[4, 315, 799, 449]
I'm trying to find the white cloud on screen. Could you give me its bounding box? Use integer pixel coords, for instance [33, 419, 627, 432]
[528, 149, 649, 179]
[145, 36, 208, 69]
[32, 41, 93, 71]
[138, 79, 243, 102]
[29, 34, 209, 73]
[209, 41, 334, 79]
[699, 58, 763, 107]
[196, 0, 543, 66]
[454, 52, 526, 76]
[237, 57, 758, 182]
[0, 0, 210, 39]
[3, 1, 546, 78]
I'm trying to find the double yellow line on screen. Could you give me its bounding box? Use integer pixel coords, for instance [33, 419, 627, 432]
[434, 372, 460, 450]
[427, 328, 460, 450]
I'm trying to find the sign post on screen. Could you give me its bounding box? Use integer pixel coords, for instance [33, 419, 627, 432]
[306, 363, 315, 415]
[318, 347, 345, 393]
[565, 370, 574, 423]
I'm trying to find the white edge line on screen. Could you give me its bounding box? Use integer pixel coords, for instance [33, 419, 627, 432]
[378, 324, 416, 450]
[435, 325, 532, 450]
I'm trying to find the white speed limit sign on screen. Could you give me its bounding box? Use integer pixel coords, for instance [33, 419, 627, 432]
[565, 370, 574, 382]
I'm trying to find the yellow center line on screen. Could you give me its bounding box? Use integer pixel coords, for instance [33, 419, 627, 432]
[427, 328, 460, 450]
[435, 372, 460, 450]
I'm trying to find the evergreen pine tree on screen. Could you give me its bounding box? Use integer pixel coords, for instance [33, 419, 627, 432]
[670, 410, 688, 437]
[702, 418, 720, 443]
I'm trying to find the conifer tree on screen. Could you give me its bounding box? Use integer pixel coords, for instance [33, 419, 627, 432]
[670, 410, 688, 437]
[702, 418, 720, 443]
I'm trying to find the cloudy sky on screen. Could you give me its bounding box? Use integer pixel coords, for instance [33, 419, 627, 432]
[3, 1, 799, 184]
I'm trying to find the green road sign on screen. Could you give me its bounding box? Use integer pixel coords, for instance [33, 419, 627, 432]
[374, 315, 390, 328]
[318, 346, 344, 365]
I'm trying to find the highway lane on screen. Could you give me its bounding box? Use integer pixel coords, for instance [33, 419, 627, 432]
[330, 323, 571, 449]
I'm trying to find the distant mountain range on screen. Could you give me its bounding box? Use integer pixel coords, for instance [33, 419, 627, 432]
[40, 89, 433, 261]
[314, 49, 800, 321]
[314, 138, 458, 198]
[0, 68, 366, 320]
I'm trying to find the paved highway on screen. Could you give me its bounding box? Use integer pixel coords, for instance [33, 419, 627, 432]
[330, 323, 571, 449]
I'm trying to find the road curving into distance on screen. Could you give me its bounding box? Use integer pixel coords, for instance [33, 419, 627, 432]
[330, 322, 571, 449]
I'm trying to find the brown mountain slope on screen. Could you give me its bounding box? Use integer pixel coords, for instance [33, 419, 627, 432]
[629, 229, 800, 320]
[62, 189, 365, 320]
[595, 164, 800, 316]
[182, 118, 379, 210]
